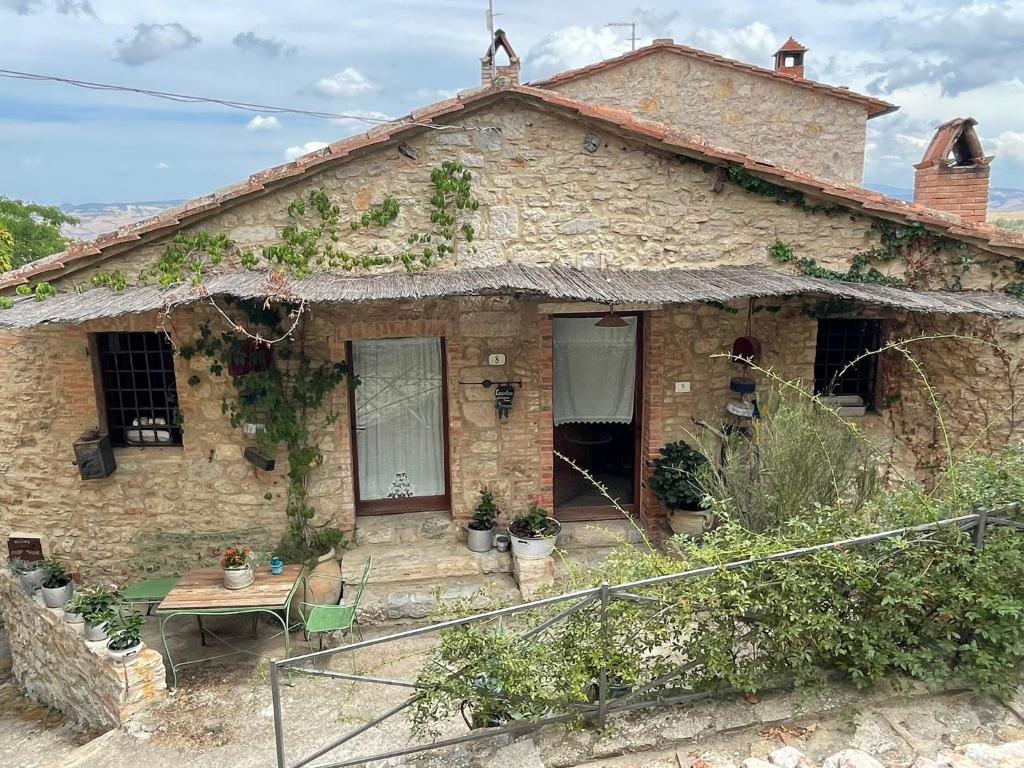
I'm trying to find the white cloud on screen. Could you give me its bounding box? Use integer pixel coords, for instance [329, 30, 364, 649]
[246, 115, 281, 132]
[992, 132, 1024, 166]
[525, 26, 628, 80]
[330, 109, 390, 135]
[284, 141, 328, 161]
[232, 31, 297, 59]
[686, 22, 778, 66]
[315, 68, 377, 98]
[409, 87, 458, 103]
[155, 161, 170, 169]
[114, 22, 200, 67]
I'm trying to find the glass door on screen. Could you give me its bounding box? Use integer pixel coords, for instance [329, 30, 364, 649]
[349, 337, 449, 514]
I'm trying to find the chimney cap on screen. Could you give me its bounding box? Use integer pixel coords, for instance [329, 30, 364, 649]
[914, 117, 992, 170]
[652, 38, 674, 45]
[775, 36, 808, 54]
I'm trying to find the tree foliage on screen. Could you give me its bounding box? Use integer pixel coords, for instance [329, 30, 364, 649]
[0, 197, 77, 270]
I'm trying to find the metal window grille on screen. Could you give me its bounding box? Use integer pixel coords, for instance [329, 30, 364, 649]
[95, 332, 183, 447]
[813, 319, 882, 408]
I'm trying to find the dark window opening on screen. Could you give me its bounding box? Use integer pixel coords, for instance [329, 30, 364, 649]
[95, 332, 183, 447]
[814, 319, 882, 409]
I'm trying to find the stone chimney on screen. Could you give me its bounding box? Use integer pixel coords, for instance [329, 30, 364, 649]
[481, 29, 520, 86]
[914, 118, 993, 225]
[773, 37, 807, 78]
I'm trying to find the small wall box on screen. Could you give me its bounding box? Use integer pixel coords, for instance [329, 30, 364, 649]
[73, 432, 117, 480]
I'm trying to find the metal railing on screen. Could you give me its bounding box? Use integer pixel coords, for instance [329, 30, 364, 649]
[270, 510, 1024, 768]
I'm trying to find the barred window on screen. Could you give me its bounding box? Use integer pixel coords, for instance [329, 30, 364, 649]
[95, 332, 183, 447]
[813, 319, 883, 408]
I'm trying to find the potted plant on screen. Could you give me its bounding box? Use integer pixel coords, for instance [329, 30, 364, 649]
[39, 558, 74, 608]
[649, 441, 712, 537]
[8, 558, 44, 593]
[80, 585, 118, 642]
[507, 503, 560, 560]
[105, 605, 145, 665]
[221, 545, 254, 590]
[64, 592, 88, 632]
[277, 526, 347, 610]
[467, 487, 499, 553]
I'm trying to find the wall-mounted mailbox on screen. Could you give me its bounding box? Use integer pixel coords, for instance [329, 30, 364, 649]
[72, 430, 116, 480]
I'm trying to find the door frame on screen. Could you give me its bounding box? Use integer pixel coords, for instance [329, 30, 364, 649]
[346, 337, 453, 516]
[551, 312, 644, 521]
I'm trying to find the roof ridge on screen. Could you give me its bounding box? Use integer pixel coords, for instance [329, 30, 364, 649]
[528, 40, 897, 118]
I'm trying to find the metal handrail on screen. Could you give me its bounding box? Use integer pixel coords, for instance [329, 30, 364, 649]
[270, 509, 1019, 768]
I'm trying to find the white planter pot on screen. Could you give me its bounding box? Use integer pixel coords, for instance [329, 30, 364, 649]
[41, 581, 74, 609]
[668, 510, 713, 538]
[466, 525, 496, 553]
[223, 564, 254, 590]
[84, 621, 109, 642]
[508, 519, 561, 560]
[106, 639, 144, 665]
[19, 568, 44, 593]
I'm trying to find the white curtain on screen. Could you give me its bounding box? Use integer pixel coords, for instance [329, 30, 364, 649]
[553, 317, 637, 426]
[353, 337, 445, 501]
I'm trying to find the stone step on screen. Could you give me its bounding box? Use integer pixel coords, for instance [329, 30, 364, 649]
[342, 541, 512, 586]
[552, 545, 624, 581]
[556, 518, 648, 548]
[357, 573, 521, 625]
[352, 510, 455, 547]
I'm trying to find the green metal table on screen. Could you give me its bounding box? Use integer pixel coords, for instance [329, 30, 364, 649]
[155, 564, 303, 688]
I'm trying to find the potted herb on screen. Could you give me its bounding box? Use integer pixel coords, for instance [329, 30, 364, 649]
[8, 558, 44, 593]
[507, 503, 560, 560]
[467, 488, 499, 553]
[221, 545, 254, 590]
[80, 585, 118, 642]
[39, 558, 74, 609]
[649, 441, 712, 537]
[64, 592, 88, 632]
[105, 605, 146, 665]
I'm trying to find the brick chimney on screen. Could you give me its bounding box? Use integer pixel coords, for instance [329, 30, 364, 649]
[481, 29, 520, 86]
[914, 118, 992, 225]
[773, 37, 807, 78]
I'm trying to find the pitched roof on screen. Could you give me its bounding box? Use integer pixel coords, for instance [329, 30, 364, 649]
[776, 37, 808, 54]
[2, 83, 1020, 291]
[529, 38, 897, 118]
[3, 264, 1023, 329]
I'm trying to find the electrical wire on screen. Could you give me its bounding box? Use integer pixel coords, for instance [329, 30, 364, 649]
[0, 67, 458, 128]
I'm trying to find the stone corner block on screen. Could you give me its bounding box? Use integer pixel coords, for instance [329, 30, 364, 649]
[511, 555, 554, 601]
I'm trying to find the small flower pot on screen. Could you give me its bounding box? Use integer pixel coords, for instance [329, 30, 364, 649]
[223, 564, 254, 590]
[19, 568, 44, 594]
[466, 525, 496, 553]
[63, 605, 85, 632]
[106, 639, 144, 666]
[41, 581, 74, 609]
[84, 621, 109, 642]
[508, 518, 561, 560]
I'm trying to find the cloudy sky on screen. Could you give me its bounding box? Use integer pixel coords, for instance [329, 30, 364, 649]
[1, 0, 1023, 205]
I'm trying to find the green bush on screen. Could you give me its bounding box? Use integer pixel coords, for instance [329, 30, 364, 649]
[648, 441, 707, 510]
[470, 487, 499, 532]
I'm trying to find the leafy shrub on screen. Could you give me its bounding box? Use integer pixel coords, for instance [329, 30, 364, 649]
[470, 487, 499, 531]
[509, 503, 558, 538]
[106, 605, 146, 651]
[648, 441, 707, 510]
[40, 558, 71, 589]
[698, 391, 879, 532]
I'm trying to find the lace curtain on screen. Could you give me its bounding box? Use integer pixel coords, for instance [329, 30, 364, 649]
[553, 317, 637, 426]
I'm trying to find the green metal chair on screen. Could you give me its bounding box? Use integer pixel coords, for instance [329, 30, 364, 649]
[297, 557, 372, 651]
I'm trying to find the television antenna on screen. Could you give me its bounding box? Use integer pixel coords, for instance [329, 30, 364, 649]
[486, 0, 503, 82]
[605, 22, 639, 51]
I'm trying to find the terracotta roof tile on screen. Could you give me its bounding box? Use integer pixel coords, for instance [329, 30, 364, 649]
[530, 40, 897, 118]
[776, 37, 808, 53]
[1, 84, 1018, 291]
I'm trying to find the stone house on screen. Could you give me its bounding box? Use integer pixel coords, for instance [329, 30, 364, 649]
[2, 34, 1024, 613]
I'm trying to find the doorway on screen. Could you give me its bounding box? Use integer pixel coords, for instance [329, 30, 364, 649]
[552, 314, 642, 520]
[348, 337, 451, 515]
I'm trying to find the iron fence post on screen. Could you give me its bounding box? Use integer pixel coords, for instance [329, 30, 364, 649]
[974, 508, 989, 551]
[271, 661, 286, 768]
[597, 582, 610, 730]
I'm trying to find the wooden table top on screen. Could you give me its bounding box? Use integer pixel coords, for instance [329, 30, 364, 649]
[156, 564, 303, 612]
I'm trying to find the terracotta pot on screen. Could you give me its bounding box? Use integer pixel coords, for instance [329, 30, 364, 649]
[223, 564, 254, 590]
[307, 548, 343, 605]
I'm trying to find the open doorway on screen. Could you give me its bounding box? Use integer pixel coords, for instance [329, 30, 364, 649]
[552, 314, 641, 520]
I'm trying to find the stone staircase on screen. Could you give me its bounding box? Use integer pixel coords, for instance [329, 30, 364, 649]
[341, 512, 645, 625]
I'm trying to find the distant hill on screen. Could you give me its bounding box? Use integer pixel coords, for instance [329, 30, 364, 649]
[866, 183, 1024, 214]
[60, 200, 184, 240]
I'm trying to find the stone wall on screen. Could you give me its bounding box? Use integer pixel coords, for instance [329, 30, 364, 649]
[35, 101, 1001, 295]
[544, 48, 870, 185]
[0, 573, 166, 731]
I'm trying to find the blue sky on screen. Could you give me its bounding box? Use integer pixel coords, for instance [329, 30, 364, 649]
[1, 0, 1023, 205]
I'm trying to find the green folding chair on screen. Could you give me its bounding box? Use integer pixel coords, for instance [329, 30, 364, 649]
[297, 557, 372, 651]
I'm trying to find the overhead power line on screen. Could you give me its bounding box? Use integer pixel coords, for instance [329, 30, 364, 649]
[0, 67, 412, 126]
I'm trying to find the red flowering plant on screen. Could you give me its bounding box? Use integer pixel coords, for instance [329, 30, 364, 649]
[220, 545, 252, 569]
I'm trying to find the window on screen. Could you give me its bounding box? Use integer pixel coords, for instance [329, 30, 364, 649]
[814, 319, 883, 408]
[94, 332, 183, 447]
